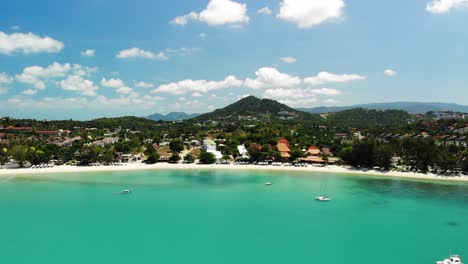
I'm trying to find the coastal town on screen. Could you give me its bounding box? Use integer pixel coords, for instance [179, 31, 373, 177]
[1, 97, 467, 177]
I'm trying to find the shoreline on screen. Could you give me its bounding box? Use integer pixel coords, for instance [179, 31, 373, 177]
[1, 163, 468, 183]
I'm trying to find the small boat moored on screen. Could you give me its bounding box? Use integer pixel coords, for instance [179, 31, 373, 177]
[119, 189, 132, 195]
[315, 195, 331, 201]
[264, 182, 272, 186]
[435, 255, 463, 264]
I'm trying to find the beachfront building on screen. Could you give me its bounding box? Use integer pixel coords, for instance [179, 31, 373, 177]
[203, 139, 223, 161]
[202, 139, 217, 151]
[237, 144, 250, 159]
[277, 138, 291, 159]
[300, 145, 326, 164]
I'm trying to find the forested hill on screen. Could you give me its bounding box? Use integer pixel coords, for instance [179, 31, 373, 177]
[325, 108, 413, 127]
[190, 96, 323, 123]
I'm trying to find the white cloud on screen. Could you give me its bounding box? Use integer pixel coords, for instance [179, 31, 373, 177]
[0, 72, 13, 84]
[257, 7, 272, 15]
[101, 78, 134, 95]
[426, 0, 468, 13]
[153, 75, 243, 95]
[171, 0, 249, 27]
[58, 75, 98, 96]
[154, 67, 364, 96]
[192, 92, 203, 97]
[244, 67, 301, 89]
[7, 94, 163, 112]
[199, 33, 207, 39]
[11, 25, 20, 31]
[16, 62, 72, 89]
[101, 78, 125, 88]
[384, 69, 397, 77]
[280, 56, 297, 63]
[135, 81, 154, 88]
[0, 31, 64, 55]
[304, 71, 366, 86]
[116, 86, 133, 95]
[116, 47, 168, 60]
[81, 49, 95, 57]
[23, 89, 37, 95]
[263, 88, 318, 107]
[171, 12, 199, 26]
[277, 0, 345, 29]
[263, 87, 341, 107]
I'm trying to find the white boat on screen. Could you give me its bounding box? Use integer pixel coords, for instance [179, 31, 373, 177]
[315, 195, 332, 201]
[264, 182, 272, 186]
[119, 189, 132, 195]
[436, 255, 463, 264]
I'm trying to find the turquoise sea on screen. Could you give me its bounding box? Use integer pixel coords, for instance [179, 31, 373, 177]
[1, 169, 468, 264]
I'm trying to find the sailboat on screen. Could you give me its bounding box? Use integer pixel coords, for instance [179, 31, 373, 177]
[315, 178, 331, 201]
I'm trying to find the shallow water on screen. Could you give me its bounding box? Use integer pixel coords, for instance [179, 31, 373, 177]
[1, 169, 467, 264]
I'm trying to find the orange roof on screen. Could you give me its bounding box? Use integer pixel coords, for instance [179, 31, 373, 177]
[307, 146, 321, 155]
[278, 138, 290, 147]
[280, 152, 291, 158]
[277, 143, 290, 152]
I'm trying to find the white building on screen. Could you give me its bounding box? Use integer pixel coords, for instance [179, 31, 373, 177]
[202, 139, 217, 151]
[237, 145, 250, 159]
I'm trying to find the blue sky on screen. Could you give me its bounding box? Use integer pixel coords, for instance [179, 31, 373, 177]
[1, 0, 468, 120]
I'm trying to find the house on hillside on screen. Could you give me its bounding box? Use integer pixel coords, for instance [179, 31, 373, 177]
[36, 130, 61, 137]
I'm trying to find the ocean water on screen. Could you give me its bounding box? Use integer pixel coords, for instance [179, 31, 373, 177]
[1, 169, 468, 264]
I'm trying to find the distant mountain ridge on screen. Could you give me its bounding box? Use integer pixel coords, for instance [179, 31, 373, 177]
[146, 112, 199, 121]
[300, 102, 468, 114]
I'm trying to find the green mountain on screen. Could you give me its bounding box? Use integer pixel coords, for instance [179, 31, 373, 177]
[191, 96, 322, 123]
[147, 112, 199, 121]
[300, 102, 468, 114]
[326, 108, 413, 127]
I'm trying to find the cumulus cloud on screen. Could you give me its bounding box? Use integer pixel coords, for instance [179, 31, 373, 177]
[257, 7, 272, 15]
[58, 75, 98, 96]
[304, 71, 366, 86]
[171, 0, 249, 26]
[244, 67, 301, 89]
[116, 47, 168, 60]
[7, 94, 163, 113]
[23, 89, 37, 95]
[280, 56, 297, 63]
[426, 0, 468, 13]
[263, 88, 318, 107]
[0, 72, 13, 84]
[153, 75, 243, 95]
[101, 78, 134, 95]
[16, 62, 72, 89]
[81, 49, 95, 57]
[384, 69, 397, 77]
[135, 81, 154, 88]
[154, 67, 364, 97]
[277, 0, 345, 29]
[263, 87, 341, 107]
[0, 31, 64, 55]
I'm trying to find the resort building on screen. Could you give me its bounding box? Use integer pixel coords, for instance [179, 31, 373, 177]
[277, 138, 291, 159]
[202, 139, 217, 151]
[237, 145, 250, 159]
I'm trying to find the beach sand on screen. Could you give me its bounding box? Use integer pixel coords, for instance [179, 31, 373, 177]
[1, 163, 467, 183]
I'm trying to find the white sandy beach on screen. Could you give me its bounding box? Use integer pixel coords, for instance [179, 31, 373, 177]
[1, 162, 468, 183]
